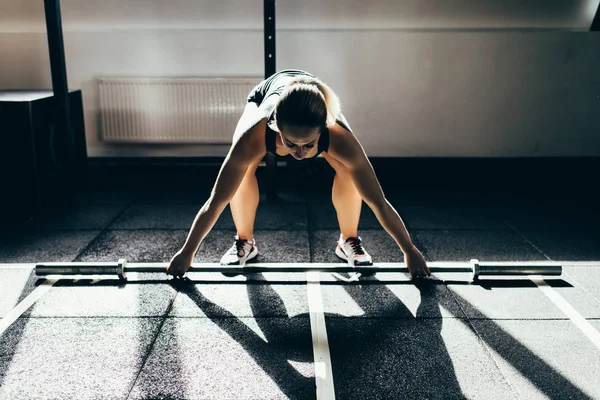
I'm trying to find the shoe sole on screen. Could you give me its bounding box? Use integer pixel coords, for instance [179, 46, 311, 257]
[335, 245, 373, 267]
[221, 246, 258, 266]
[221, 246, 259, 276]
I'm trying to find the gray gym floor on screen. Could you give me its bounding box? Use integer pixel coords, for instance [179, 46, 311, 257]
[1, 187, 600, 399]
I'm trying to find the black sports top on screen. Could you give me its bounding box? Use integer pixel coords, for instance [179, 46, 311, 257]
[246, 69, 331, 156]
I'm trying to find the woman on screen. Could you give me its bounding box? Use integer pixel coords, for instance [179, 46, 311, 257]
[167, 69, 430, 279]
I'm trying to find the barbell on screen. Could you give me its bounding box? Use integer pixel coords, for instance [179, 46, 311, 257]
[34, 259, 562, 281]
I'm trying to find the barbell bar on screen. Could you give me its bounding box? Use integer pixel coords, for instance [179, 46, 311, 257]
[34, 259, 562, 281]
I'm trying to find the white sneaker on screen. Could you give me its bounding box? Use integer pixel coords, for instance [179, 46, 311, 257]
[220, 235, 258, 266]
[335, 234, 373, 266]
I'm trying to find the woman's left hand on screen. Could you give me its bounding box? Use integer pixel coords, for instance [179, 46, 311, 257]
[404, 245, 431, 279]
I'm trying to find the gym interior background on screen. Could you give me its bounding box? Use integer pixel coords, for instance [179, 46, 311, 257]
[1, 0, 599, 224]
[1, 2, 600, 399]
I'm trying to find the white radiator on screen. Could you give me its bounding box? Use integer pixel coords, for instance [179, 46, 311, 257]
[98, 77, 262, 143]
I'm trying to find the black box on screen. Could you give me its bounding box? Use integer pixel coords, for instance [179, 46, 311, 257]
[0, 89, 87, 225]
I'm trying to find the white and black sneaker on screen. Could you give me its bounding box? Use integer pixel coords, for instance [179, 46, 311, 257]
[220, 235, 258, 266]
[335, 234, 373, 266]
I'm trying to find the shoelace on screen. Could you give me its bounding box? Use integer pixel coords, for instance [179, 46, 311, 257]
[231, 238, 250, 257]
[346, 237, 365, 255]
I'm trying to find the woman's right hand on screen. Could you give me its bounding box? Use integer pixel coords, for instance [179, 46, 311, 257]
[404, 245, 431, 280]
[166, 249, 195, 278]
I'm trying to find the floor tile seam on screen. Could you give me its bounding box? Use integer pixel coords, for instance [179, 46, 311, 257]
[452, 293, 521, 397]
[23, 229, 110, 233]
[131, 203, 215, 206]
[408, 227, 514, 231]
[14, 316, 583, 321]
[408, 227, 591, 232]
[73, 202, 135, 207]
[422, 187, 523, 396]
[16, 315, 170, 319]
[311, 228, 519, 232]
[551, 281, 600, 308]
[505, 229, 600, 234]
[463, 317, 578, 321]
[131, 202, 312, 206]
[501, 221, 554, 260]
[99, 228, 311, 231]
[125, 289, 179, 400]
[465, 314, 524, 398]
[158, 316, 468, 321]
[504, 222, 600, 307]
[29, 227, 579, 233]
[71, 205, 134, 262]
[500, 221, 600, 234]
[443, 283, 522, 397]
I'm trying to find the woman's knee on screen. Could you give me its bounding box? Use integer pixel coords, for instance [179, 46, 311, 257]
[333, 169, 352, 184]
[245, 159, 261, 178]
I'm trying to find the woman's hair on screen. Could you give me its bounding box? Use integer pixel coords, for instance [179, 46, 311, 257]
[274, 76, 341, 133]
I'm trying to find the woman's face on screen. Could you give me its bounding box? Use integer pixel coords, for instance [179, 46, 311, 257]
[279, 126, 321, 160]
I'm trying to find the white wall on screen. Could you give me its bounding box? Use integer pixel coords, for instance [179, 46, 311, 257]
[1, 0, 599, 157]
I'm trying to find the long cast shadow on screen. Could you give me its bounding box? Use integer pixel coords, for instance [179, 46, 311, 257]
[330, 275, 464, 399]
[131, 284, 186, 400]
[13, 274, 586, 399]
[445, 286, 594, 399]
[173, 276, 316, 400]
[45, 276, 573, 289]
[345, 276, 593, 399]
[0, 273, 186, 399]
[0, 269, 43, 389]
[112, 272, 591, 399]
[174, 273, 464, 399]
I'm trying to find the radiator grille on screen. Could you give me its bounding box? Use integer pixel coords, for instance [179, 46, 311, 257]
[98, 77, 262, 143]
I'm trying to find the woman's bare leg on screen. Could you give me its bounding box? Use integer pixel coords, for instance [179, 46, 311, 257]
[323, 152, 372, 265]
[324, 154, 363, 239]
[332, 170, 362, 240]
[229, 159, 261, 240]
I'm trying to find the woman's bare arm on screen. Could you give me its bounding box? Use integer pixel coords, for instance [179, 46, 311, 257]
[326, 127, 430, 277]
[325, 124, 416, 254]
[180, 103, 268, 256]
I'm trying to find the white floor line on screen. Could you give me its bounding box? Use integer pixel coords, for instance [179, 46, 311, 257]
[0, 279, 56, 336]
[307, 271, 335, 400]
[0, 264, 35, 269]
[530, 275, 600, 351]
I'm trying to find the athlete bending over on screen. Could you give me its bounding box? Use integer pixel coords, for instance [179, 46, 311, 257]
[167, 69, 430, 279]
